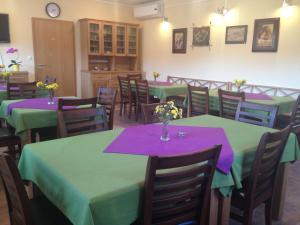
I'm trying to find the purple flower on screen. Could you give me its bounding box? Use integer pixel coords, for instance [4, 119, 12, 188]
[6, 48, 18, 54]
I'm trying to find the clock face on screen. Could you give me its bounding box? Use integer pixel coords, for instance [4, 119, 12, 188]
[46, 3, 61, 18]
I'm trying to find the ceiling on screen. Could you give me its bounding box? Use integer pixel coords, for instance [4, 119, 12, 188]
[100, 0, 155, 5]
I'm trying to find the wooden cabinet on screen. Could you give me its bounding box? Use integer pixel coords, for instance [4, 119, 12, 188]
[127, 25, 138, 56]
[102, 22, 114, 56]
[88, 21, 101, 55]
[115, 24, 126, 56]
[9, 71, 29, 83]
[80, 19, 142, 100]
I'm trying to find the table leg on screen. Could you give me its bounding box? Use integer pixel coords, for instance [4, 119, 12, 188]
[209, 190, 219, 225]
[209, 189, 231, 225]
[272, 163, 289, 220]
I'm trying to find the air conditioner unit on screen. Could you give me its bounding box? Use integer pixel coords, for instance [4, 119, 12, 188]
[134, 1, 163, 20]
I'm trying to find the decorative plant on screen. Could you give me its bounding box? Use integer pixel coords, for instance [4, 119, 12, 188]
[234, 79, 247, 91]
[153, 72, 160, 81]
[36, 80, 59, 105]
[6, 48, 22, 70]
[155, 101, 183, 141]
[0, 52, 11, 82]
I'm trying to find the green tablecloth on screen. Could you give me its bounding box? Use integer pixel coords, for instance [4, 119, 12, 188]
[184, 89, 295, 115]
[149, 84, 187, 101]
[0, 90, 7, 103]
[130, 81, 187, 101]
[18, 115, 299, 225]
[0, 99, 58, 135]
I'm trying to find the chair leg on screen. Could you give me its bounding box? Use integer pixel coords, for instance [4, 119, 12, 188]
[128, 100, 132, 119]
[135, 104, 139, 121]
[265, 198, 273, 225]
[243, 210, 253, 225]
[119, 101, 123, 116]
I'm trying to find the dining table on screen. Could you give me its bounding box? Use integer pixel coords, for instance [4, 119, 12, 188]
[132, 80, 187, 102]
[0, 97, 72, 142]
[184, 89, 296, 115]
[18, 115, 300, 225]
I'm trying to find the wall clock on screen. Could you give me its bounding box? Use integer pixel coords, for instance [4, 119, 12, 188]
[45, 2, 61, 18]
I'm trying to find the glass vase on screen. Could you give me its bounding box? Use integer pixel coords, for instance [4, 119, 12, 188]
[160, 120, 170, 142]
[48, 89, 55, 105]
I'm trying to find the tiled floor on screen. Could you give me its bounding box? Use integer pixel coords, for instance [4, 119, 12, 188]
[0, 112, 300, 225]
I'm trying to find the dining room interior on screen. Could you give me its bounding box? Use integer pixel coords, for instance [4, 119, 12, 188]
[0, 0, 300, 225]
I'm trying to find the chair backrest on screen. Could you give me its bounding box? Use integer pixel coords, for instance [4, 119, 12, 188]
[57, 98, 108, 137]
[0, 154, 33, 225]
[97, 87, 117, 130]
[235, 101, 278, 128]
[127, 74, 142, 81]
[58, 97, 97, 111]
[290, 95, 300, 125]
[188, 85, 209, 117]
[142, 145, 222, 225]
[292, 125, 300, 148]
[135, 80, 150, 105]
[141, 103, 165, 124]
[7, 82, 37, 100]
[245, 126, 291, 209]
[218, 89, 245, 120]
[118, 76, 132, 100]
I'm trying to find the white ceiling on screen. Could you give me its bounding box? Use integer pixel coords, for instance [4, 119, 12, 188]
[100, 0, 155, 5]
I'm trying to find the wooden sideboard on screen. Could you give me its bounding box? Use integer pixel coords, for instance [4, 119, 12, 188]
[80, 18, 142, 100]
[81, 70, 143, 101]
[10, 71, 29, 83]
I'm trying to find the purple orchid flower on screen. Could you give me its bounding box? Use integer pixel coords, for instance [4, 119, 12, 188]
[6, 48, 18, 54]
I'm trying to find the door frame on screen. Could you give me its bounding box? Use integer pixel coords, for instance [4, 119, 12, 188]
[32, 17, 77, 96]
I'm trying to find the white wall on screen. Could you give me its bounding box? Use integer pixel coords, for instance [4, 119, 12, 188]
[0, 0, 137, 95]
[142, 0, 300, 89]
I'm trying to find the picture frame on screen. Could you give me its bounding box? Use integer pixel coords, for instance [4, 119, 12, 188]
[252, 18, 280, 52]
[172, 28, 187, 54]
[225, 25, 248, 44]
[193, 26, 210, 47]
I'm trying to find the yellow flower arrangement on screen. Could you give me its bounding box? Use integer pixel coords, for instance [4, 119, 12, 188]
[36, 81, 59, 90]
[153, 72, 160, 80]
[0, 71, 12, 78]
[234, 79, 247, 88]
[155, 101, 183, 122]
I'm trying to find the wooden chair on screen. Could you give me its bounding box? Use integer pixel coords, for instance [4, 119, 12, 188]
[290, 94, 300, 125]
[235, 101, 278, 128]
[0, 126, 22, 161]
[118, 76, 136, 118]
[7, 82, 37, 100]
[135, 80, 159, 120]
[219, 89, 245, 120]
[188, 85, 209, 117]
[230, 125, 291, 225]
[97, 87, 117, 130]
[0, 153, 72, 225]
[132, 145, 222, 225]
[57, 98, 108, 137]
[127, 74, 142, 81]
[142, 103, 174, 124]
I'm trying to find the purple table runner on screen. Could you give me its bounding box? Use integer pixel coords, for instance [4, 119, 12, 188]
[245, 93, 273, 100]
[7, 98, 60, 115]
[104, 124, 234, 174]
[0, 85, 6, 91]
[148, 81, 173, 86]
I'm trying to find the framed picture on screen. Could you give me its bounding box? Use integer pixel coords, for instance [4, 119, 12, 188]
[225, 25, 248, 44]
[172, 28, 187, 54]
[252, 18, 280, 52]
[193, 27, 210, 47]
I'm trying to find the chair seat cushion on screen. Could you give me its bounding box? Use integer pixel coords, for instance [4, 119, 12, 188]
[30, 196, 72, 225]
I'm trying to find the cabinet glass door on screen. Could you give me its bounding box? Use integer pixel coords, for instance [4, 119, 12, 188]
[127, 26, 138, 56]
[116, 25, 126, 55]
[103, 24, 113, 55]
[89, 22, 100, 54]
